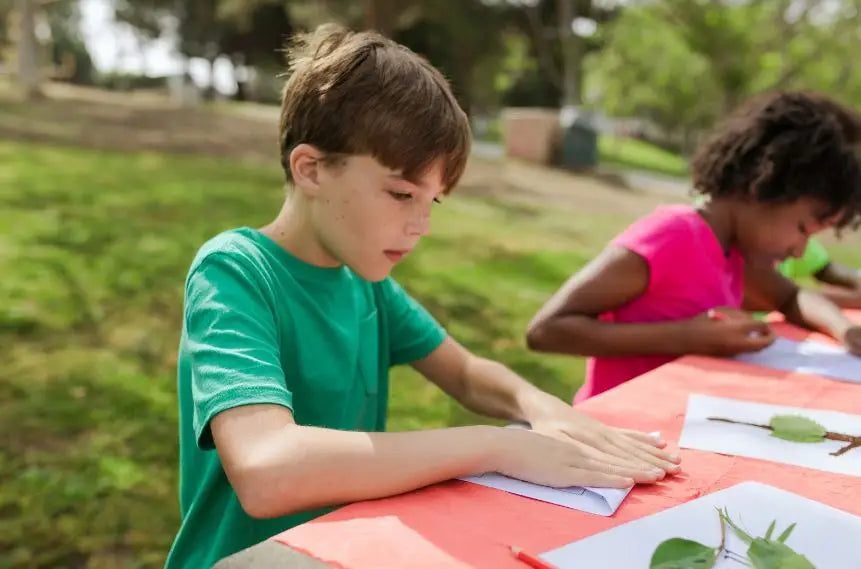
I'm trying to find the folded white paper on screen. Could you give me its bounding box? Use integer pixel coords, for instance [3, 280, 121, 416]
[459, 471, 633, 516]
[459, 428, 660, 516]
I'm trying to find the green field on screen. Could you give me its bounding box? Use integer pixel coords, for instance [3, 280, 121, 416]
[0, 139, 619, 568]
[598, 134, 690, 178]
[4, 124, 861, 568]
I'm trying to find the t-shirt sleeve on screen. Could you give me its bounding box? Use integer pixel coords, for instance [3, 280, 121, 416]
[777, 238, 830, 279]
[376, 277, 446, 366]
[611, 210, 691, 294]
[184, 252, 292, 450]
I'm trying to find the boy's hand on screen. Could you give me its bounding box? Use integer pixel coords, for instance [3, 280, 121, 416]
[529, 414, 681, 476]
[490, 426, 666, 489]
[516, 391, 681, 481]
[686, 309, 776, 356]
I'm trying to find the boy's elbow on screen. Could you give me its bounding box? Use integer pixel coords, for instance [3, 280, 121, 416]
[231, 466, 279, 518]
[236, 489, 279, 519]
[233, 468, 306, 519]
[228, 452, 308, 519]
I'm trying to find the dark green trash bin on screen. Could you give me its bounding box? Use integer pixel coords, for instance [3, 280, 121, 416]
[558, 111, 598, 169]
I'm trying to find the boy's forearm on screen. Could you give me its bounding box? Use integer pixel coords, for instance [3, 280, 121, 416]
[527, 315, 698, 357]
[449, 356, 570, 425]
[782, 289, 852, 340]
[234, 424, 502, 518]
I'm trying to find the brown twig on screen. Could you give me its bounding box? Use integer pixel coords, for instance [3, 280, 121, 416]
[707, 417, 861, 457]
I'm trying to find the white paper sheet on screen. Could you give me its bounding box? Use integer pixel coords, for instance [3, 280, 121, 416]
[458, 429, 660, 516]
[678, 394, 861, 476]
[459, 471, 633, 516]
[540, 482, 861, 568]
[733, 336, 861, 383]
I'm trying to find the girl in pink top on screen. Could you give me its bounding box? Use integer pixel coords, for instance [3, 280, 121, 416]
[527, 91, 861, 402]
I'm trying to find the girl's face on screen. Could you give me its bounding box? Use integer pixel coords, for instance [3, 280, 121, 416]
[734, 197, 841, 266]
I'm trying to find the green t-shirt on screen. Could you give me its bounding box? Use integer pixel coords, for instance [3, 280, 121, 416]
[164, 228, 446, 569]
[776, 236, 830, 279]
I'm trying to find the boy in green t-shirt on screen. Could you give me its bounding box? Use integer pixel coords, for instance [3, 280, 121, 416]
[164, 24, 679, 569]
[777, 237, 861, 308]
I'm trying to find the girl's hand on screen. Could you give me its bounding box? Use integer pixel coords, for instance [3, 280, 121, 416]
[687, 309, 776, 356]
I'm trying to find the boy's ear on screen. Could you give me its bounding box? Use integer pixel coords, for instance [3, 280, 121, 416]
[289, 144, 324, 195]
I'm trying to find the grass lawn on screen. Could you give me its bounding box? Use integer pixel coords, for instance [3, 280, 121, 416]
[598, 134, 689, 178]
[5, 113, 861, 568]
[1, 139, 620, 568]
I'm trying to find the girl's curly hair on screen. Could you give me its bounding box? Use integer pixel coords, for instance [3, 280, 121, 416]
[692, 91, 861, 229]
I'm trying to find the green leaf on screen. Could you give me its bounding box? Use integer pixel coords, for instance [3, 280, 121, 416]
[649, 538, 718, 569]
[719, 509, 754, 544]
[769, 415, 827, 443]
[765, 520, 776, 540]
[748, 539, 816, 569]
[777, 522, 797, 543]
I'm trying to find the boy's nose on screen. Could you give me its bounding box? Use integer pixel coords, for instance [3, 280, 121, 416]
[406, 210, 431, 237]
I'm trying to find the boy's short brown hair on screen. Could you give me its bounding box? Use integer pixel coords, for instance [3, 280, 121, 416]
[279, 24, 471, 193]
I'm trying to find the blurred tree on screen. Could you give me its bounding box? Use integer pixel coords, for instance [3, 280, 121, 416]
[394, 0, 507, 115]
[112, 0, 176, 88]
[0, 0, 13, 57]
[217, 2, 292, 100]
[45, 0, 96, 84]
[114, 0, 292, 100]
[276, 0, 509, 115]
[588, 0, 861, 152]
[499, 0, 620, 108]
[585, 6, 720, 152]
[658, 0, 861, 113]
[113, 0, 524, 111]
[15, 0, 40, 98]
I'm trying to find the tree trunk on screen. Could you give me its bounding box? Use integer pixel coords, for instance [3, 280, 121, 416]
[365, 0, 395, 37]
[16, 0, 41, 99]
[204, 57, 217, 100]
[557, 0, 583, 107]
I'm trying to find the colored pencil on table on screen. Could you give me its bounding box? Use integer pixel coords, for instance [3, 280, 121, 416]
[509, 545, 559, 569]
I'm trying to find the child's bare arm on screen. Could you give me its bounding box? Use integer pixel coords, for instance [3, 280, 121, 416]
[211, 404, 655, 520]
[410, 336, 680, 473]
[817, 286, 861, 309]
[815, 261, 861, 292]
[526, 247, 771, 357]
[744, 263, 861, 353]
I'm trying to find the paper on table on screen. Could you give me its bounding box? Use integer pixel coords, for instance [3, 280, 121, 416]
[733, 336, 861, 383]
[459, 472, 633, 517]
[459, 429, 660, 517]
[540, 482, 861, 569]
[678, 394, 861, 476]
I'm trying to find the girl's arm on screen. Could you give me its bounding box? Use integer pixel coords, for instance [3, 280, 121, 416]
[815, 260, 861, 291]
[744, 262, 861, 353]
[526, 247, 772, 357]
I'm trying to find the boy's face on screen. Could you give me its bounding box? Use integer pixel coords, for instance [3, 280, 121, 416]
[310, 154, 445, 281]
[735, 197, 839, 266]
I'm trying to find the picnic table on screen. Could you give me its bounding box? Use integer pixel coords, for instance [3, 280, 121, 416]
[214, 316, 861, 569]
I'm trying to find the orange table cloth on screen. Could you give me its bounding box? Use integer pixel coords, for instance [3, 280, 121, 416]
[272, 318, 861, 569]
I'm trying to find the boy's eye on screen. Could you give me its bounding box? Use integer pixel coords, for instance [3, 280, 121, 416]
[433, 197, 442, 204]
[388, 191, 412, 202]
